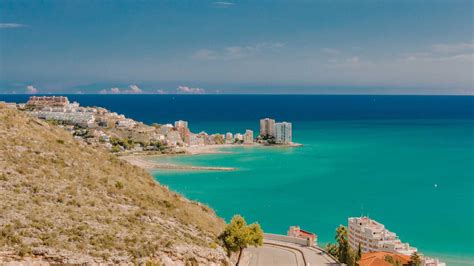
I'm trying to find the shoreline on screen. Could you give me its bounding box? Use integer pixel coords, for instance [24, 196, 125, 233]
[121, 142, 302, 172]
[121, 154, 236, 171]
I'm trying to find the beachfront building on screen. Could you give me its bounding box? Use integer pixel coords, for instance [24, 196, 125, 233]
[243, 130, 253, 144]
[260, 118, 275, 137]
[174, 120, 190, 144]
[348, 217, 417, 256]
[287, 226, 317, 247]
[274, 122, 292, 144]
[225, 132, 233, 143]
[235, 133, 243, 141]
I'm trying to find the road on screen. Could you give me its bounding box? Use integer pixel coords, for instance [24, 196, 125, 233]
[245, 245, 305, 266]
[241, 240, 340, 266]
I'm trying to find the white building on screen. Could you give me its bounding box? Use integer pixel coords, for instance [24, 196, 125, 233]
[348, 217, 417, 256]
[174, 120, 188, 129]
[244, 129, 253, 144]
[235, 133, 243, 141]
[116, 118, 137, 129]
[31, 111, 96, 128]
[274, 122, 292, 144]
[225, 132, 233, 143]
[260, 118, 275, 137]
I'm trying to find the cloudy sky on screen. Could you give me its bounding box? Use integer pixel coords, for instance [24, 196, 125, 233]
[0, 0, 472, 94]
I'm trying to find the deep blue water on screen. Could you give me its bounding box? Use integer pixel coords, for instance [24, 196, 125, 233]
[1, 95, 473, 128]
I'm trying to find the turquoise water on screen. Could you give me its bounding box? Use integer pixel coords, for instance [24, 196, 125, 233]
[2, 95, 472, 264]
[152, 119, 474, 265]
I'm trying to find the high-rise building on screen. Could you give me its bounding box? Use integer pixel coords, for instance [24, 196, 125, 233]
[174, 120, 190, 144]
[274, 122, 292, 144]
[174, 120, 188, 129]
[348, 217, 417, 256]
[225, 132, 233, 143]
[260, 118, 275, 137]
[243, 129, 253, 144]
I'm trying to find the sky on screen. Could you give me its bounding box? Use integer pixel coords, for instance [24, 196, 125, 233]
[0, 0, 473, 95]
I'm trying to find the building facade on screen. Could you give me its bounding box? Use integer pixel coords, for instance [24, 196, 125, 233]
[274, 122, 292, 144]
[348, 217, 417, 256]
[243, 129, 253, 144]
[260, 118, 275, 137]
[287, 226, 317, 247]
[174, 120, 190, 144]
[27, 96, 70, 108]
[225, 132, 233, 143]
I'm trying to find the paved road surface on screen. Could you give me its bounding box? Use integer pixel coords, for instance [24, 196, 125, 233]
[242, 240, 339, 266]
[245, 245, 305, 266]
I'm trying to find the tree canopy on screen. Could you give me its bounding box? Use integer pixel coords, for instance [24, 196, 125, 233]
[218, 215, 263, 260]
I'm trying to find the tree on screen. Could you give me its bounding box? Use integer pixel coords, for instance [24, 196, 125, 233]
[409, 252, 422, 266]
[336, 225, 351, 264]
[326, 225, 357, 266]
[218, 215, 263, 264]
[325, 243, 338, 257]
[356, 243, 362, 264]
[385, 255, 395, 264]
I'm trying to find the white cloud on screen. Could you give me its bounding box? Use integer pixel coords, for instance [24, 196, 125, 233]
[0, 23, 27, 29]
[213, 1, 235, 7]
[156, 89, 167, 94]
[345, 56, 360, 63]
[110, 87, 121, 93]
[129, 84, 142, 93]
[191, 49, 219, 60]
[431, 42, 474, 54]
[99, 85, 143, 94]
[26, 85, 38, 94]
[400, 42, 474, 63]
[321, 48, 341, 55]
[191, 42, 286, 61]
[326, 56, 371, 69]
[177, 86, 205, 94]
[403, 53, 473, 63]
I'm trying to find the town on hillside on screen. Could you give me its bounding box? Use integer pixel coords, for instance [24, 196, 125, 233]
[1, 96, 298, 154]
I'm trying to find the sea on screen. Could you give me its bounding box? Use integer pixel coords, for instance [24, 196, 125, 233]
[2, 94, 473, 265]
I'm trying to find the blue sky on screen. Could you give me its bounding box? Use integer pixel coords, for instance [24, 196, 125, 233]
[0, 0, 472, 94]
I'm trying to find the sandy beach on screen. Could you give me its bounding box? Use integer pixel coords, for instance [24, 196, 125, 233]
[121, 153, 236, 171]
[122, 142, 302, 171]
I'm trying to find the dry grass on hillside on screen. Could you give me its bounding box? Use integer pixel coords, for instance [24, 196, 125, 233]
[0, 108, 226, 264]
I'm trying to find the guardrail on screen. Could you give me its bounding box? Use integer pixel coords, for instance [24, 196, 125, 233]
[264, 233, 309, 246]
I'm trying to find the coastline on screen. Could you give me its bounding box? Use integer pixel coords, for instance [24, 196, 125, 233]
[121, 142, 302, 171]
[121, 154, 236, 171]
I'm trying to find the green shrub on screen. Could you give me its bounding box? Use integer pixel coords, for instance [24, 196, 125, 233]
[115, 181, 124, 189]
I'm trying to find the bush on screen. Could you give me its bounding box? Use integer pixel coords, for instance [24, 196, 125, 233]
[115, 181, 124, 189]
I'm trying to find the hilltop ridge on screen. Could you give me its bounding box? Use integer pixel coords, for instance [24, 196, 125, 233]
[0, 106, 228, 265]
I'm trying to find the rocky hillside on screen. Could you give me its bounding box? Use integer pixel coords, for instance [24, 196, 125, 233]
[0, 107, 228, 265]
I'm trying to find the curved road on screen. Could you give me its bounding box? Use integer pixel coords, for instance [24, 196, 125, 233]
[245, 245, 305, 266]
[242, 240, 340, 266]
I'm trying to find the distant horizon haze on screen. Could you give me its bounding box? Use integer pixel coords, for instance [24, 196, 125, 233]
[0, 0, 473, 95]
